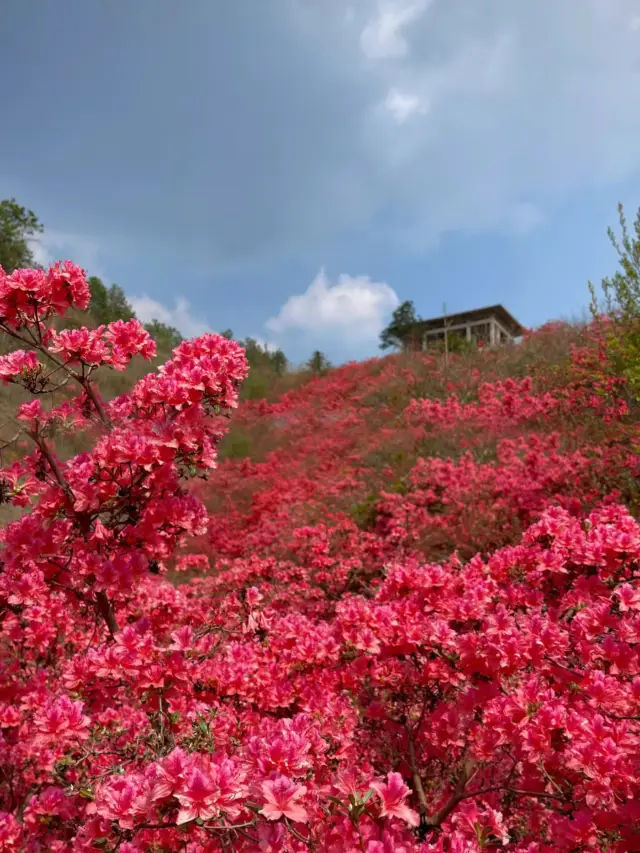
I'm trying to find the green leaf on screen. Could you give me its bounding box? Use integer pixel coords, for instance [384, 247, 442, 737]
[77, 787, 95, 800]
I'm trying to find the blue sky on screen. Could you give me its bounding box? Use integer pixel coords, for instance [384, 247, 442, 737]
[3, 0, 640, 364]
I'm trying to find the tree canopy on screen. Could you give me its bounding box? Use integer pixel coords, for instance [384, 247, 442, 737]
[143, 319, 183, 351]
[88, 277, 136, 326]
[379, 300, 421, 350]
[0, 198, 44, 273]
[306, 350, 332, 374]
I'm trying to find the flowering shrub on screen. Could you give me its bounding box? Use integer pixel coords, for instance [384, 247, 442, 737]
[1, 263, 640, 851]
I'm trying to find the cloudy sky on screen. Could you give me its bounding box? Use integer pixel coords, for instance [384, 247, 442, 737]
[3, 0, 640, 362]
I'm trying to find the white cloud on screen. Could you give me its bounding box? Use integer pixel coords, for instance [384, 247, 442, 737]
[383, 87, 426, 122]
[266, 269, 399, 343]
[28, 230, 106, 278]
[129, 294, 211, 339]
[360, 0, 430, 59]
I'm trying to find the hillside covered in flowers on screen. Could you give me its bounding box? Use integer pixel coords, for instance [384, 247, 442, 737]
[1, 259, 640, 852]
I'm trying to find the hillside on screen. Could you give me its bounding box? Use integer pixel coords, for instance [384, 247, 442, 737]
[2, 260, 640, 852]
[195, 322, 639, 574]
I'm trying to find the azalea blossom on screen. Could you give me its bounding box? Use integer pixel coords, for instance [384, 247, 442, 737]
[370, 773, 419, 826]
[175, 768, 221, 824]
[260, 775, 309, 823]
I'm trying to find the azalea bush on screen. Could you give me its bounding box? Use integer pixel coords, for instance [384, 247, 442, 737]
[0, 262, 640, 852]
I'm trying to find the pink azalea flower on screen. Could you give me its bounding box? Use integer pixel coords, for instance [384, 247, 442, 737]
[33, 695, 90, 746]
[260, 775, 309, 823]
[370, 772, 419, 827]
[175, 768, 220, 824]
[89, 775, 152, 830]
[174, 757, 246, 825]
[616, 582, 640, 612]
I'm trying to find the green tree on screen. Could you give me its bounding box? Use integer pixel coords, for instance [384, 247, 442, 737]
[270, 349, 287, 376]
[88, 277, 110, 323]
[88, 277, 136, 325]
[239, 338, 288, 374]
[0, 198, 44, 273]
[307, 350, 331, 375]
[144, 320, 183, 351]
[589, 202, 640, 400]
[105, 283, 135, 323]
[379, 300, 421, 350]
[241, 337, 268, 370]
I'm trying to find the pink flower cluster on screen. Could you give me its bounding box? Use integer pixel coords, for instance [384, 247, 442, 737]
[0, 265, 639, 852]
[48, 318, 157, 369]
[0, 260, 90, 327]
[0, 349, 39, 383]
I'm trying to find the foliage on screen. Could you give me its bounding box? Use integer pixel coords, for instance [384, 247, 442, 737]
[271, 349, 287, 376]
[0, 198, 44, 273]
[379, 299, 421, 350]
[143, 318, 183, 351]
[221, 332, 290, 398]
[1, 261, 640, 852]
[590, 201, 640, 400]
[220, 428, 254, 460]
[88, 277, 136, 326]
[242, 337, 287, 376]
[306, 349, 332, 375]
